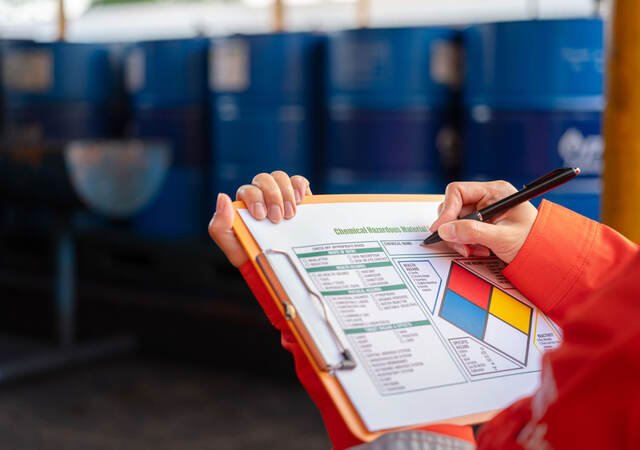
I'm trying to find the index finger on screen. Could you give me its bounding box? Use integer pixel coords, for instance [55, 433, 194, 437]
[429, 181, 515, 232]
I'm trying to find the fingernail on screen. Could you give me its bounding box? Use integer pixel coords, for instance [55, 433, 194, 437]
[269, 204, 283, 222]
[438, 223, 456, 240]
[284, 201, 295, 219]
[294, 189, 302, 204]
[253, 202, 266, 220]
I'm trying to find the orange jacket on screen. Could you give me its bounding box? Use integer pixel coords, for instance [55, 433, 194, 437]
[239, 200, 640, 449]
[477, 200, 640, 449]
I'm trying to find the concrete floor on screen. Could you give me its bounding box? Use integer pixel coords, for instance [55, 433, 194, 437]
[0, 357, 331, 450]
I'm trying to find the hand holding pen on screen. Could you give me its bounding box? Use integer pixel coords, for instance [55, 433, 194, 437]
[425, 168, 580, 264]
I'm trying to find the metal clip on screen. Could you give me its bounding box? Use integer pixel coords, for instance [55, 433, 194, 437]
[256, 248, 357, 371]
[283, 303, 296, 320]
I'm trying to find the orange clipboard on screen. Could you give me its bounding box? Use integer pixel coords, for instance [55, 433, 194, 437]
[231, 194, 499, 443]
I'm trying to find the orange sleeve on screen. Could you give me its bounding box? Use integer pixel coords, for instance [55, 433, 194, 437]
[502, 200, 638, 324]
[480, 251, 640, 450]
[239, 260, 363, 449]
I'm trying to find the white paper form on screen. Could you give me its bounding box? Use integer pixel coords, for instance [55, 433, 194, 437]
[239, 200, 561, 431]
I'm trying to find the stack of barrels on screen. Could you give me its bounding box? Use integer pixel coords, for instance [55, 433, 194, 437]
[324, 27, 461, 194]
[1, 40, 122, 144]
[0, 17, 606, 239]
[463, 19, 604, 219]
[210, 32, 324, 196]
[125, 38, 210, 237]
[0, 40, 124, 214]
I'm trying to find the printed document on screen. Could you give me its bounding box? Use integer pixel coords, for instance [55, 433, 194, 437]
[239, 199, 560, 431]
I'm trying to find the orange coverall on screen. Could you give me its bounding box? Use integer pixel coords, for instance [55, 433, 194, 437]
[239, 200, 640, 449]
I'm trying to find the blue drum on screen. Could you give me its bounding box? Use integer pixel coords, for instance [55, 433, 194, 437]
[0, 40, 122, 143]
[463, 19, 604, 219]
[126, 38, 210, 238]
[325, 27, 461, 194]
[210, 32, 325, 197]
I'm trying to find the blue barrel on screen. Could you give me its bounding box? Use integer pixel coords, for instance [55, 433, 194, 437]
[463, 19, 604, 220]
[126, 38, 209, 238]
[325, 27, 461, 194]
[210, 32, 325, 197]
[0, 40, 122, 143]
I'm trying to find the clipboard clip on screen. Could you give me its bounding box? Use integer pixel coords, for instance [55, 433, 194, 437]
[256, 248, 357, 372]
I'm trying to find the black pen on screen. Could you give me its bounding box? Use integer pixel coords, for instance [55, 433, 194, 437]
[422, 167, 581, 246]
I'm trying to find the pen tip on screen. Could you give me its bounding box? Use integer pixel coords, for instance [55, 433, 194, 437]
[574, 167, 581, 175]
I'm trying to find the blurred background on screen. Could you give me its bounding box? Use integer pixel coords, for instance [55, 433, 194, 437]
[0, 0, 610, 448]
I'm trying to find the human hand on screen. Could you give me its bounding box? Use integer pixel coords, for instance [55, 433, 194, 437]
[208, 171, 312, 268]
[429, 181, 538, 264]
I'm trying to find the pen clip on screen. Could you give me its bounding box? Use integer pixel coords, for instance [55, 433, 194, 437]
[522, 168, 567, 190]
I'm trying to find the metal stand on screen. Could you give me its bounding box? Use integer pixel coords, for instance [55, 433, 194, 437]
[55, 214, 75, 347]
[0, 212, 135, 383]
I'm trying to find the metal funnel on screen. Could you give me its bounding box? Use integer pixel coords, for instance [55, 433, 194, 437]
[64, 140, 171, 218]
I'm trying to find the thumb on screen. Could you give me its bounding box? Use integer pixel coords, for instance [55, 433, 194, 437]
[437, 219, 507, 251]
[208, 193, 248, 267]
